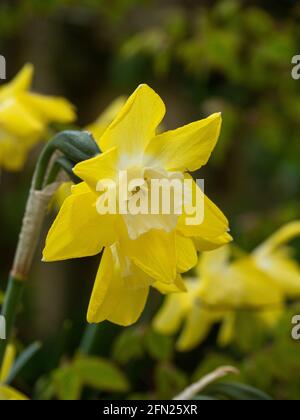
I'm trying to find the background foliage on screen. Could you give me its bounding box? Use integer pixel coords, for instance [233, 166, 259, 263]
[0, 0, 299, 400]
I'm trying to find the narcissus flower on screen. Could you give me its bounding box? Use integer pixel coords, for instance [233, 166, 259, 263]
[154, 245, 283, 351]
[43, 84, 231, 326]
[0, 64, 75, 171]
[0, 345, 28, 400]
[154, 221, 300, 350]
[253, 221, 300, 298]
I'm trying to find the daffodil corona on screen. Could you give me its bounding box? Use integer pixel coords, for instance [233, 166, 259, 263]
[43, 84, 231, 326]
[0, 64, 75, 171]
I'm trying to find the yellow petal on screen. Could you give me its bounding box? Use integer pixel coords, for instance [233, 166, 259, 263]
[255, 249, 300, 298]
[153, 293, 188, 335]
[0, 63, 33, 101]
[199, 258, 283, 309]
[0, 137, 28, 171]
[71, 181, 91, 195]
[153, 274, 187, 294]
[177, 305, 216, 351]
[87, 246, 149, 326]
[198, 245, 231, 277]
[0, 99, 43, 138]
[120, 229, 177, 284]
[43, 189, 116, 261]
[19, 92, 76, 123]
[87, 96, 127, 143]
[254, 221, 300, 256]
[176, 233, 198, 273]
[253, 221, 300, 298]
[217, 312, 236, 347]
[0, 345, 16, 383]
[194, 232, 233, 251]
[145, 113, 222, 172]
[99, 84, 165, 154]
[177, 178, 231, 249]
[73, 147, 118, 191]
[0, 385, 29, 400]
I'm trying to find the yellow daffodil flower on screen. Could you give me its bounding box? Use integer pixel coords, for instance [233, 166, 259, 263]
[0, 345, 28, 400]
[155, 221, 300, 350]
[0, 64, 75, 171]
[253, 221, 300, 298]
[43, 84, 231, 326]
[154, 245, 283, 351]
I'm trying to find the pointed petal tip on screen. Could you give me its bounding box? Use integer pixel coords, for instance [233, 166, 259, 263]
[226, 232, 234, 242]
[41, 253, 49, 263]
[210, 111, 222, 120]
[86, 310, 95, 324]
[86, 316, 94, 324]
[21, 62, 34, 74]
[137, 83, 151, 90]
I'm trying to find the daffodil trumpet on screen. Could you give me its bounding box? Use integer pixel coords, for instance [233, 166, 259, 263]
[0, 131, 100, 368]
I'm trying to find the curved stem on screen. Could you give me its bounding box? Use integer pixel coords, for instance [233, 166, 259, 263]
[0, 130, 99, 368]
[0, 141, 58, 367]
[33, 141, 56, 190]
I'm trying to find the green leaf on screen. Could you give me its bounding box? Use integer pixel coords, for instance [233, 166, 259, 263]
[53, 367, 81, 401]
[113, 328, 144, 364]
[206, 381, 273, 401]
[145, 329, 173, 362]
[74, 356, 129, 393]
[194, 395, 218, 401]
[155, 364, 188, 400]
[34, 376, 56, 401]
[6, 342, 42, 384]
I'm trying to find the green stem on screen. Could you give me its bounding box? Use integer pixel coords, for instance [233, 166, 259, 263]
[34, 141, 56, 190]
[79, 324, 100, 355]
[0, 141, 56, 367]
[0, 130, 99, 369]
[0, 276, 24, 365]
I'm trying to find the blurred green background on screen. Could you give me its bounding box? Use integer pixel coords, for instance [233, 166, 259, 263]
[0, 0, 300, 400]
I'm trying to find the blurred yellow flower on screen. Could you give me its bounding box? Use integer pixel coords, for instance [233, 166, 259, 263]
[253, 221, 300, 298]
[0, 64, 75, 171]
[154, 245, 283, 351]
[0, 345, 28, 400]
[154, 221, 300, 351]
[43, 84, 231, 326]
